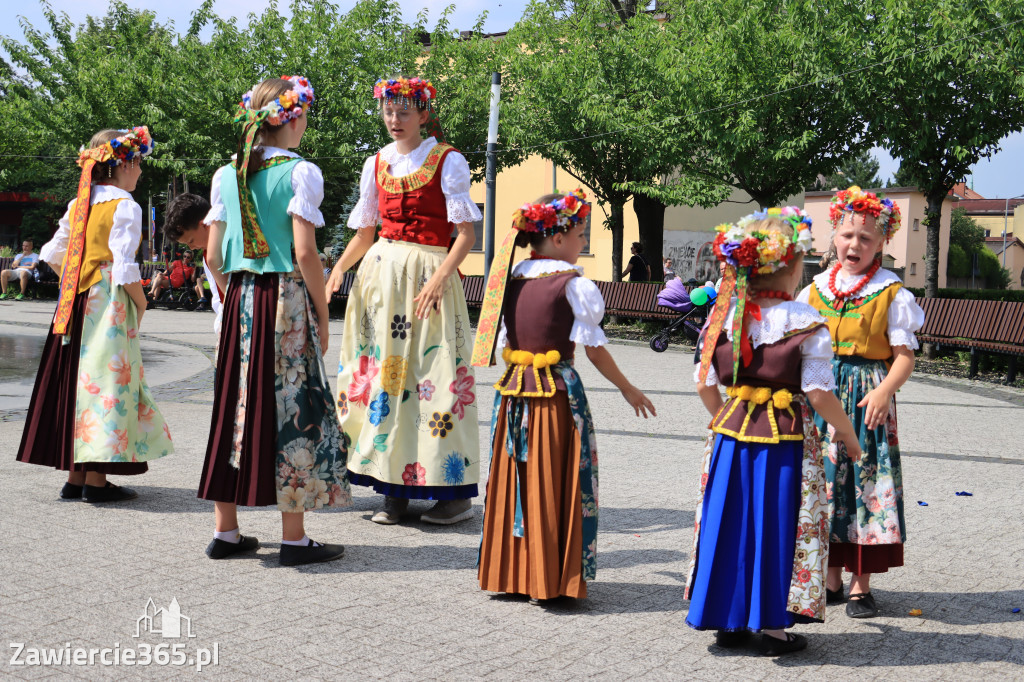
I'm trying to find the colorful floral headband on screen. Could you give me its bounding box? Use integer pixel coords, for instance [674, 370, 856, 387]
[77, 126, 154, 168]
[711, 206, 813, 275]
[374, 77, 437, 109]
[511, 189, 592, 236]
[239, 75, 315, 126]
[829, 185, 901, 242]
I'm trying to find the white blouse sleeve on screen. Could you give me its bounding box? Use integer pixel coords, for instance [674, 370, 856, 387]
[693, 358, 720, 386]
[288, 161, 326, 227]
[347, 155, 380, 230]
[109, 200, 143, 286]
[800, 326, 837, 392]
[565, 276, 608, 347]
[440, 151, 483, 224]
[40, 199, 75, 269]
[497, 319, 508, 352]
[888, 287, 925, 350]
[205, 166, 228, 224]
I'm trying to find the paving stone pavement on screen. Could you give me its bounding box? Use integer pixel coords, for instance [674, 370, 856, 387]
[1, 300, 1022, 680]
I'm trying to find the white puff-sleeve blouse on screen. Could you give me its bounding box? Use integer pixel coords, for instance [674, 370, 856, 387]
[346, 137, 482, 230]
[41, 185, 142, 286]
[205, 147, 325, 227]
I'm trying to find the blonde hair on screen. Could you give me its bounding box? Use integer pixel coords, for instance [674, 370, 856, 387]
[88, 129, 122, 182]
[244, 78, 295, 176]
[513, 193, 573, 249]
[737, 216, 803, 290]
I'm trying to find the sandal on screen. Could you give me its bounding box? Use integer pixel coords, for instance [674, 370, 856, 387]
[758, 632, 807, 656]
[845, 592, 879, 618]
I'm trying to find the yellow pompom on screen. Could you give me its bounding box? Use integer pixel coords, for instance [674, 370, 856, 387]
[737, 385, 754, 401]
[752, 387, 773, 404]
[546, 350, 561, 365]
[533, 354, 548, 369]
[726, 386, 739, 399]
[772, 389, 793, 410]
[502, 347, 513, 364]
[520, 351, 534, 366]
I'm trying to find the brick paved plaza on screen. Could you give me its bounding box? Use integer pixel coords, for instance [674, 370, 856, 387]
[1, 301, 1022, 680]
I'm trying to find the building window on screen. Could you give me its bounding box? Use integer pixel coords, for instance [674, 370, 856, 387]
[910, 262, 916, 275]
[913, 218, 919, 231]
[985, 230, 991, 237]
[581, 213, 592, 255]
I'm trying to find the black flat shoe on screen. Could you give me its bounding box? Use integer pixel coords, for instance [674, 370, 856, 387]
[715, 630, 751, 648]
[826, 586, 846, 604]
[82, 482, 138, 503]
[846, 592, 879, 618]
[59, 482, 83, 500]
[206, 536, 259, 560]
[279, 540, 345, 567]
[758, 632, 808, 656]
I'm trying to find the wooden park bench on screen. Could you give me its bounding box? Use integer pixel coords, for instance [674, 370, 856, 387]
[594, 280, 679, 320]
[917, 297, 1024, 382]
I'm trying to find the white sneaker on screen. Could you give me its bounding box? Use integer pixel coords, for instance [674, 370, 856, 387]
[421, 498, 474, 525]
[371, 496, 409, 525]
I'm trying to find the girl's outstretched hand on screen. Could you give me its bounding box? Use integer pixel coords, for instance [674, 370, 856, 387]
[413, 272, 446, 320]
[622, 385, 656, 418]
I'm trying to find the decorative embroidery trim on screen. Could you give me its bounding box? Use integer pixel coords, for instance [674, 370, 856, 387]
[710, 385, 804, 443]
[376, 143, 453, 193]
[813, 280, 901, 311]
[510, 269, 579, 280]
[471, 227, 517, 367]
[494, 348, 562, 398]
[819, 308, 862, 320]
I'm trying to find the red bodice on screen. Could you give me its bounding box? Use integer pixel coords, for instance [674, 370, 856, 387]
[375, 143, 457, 246]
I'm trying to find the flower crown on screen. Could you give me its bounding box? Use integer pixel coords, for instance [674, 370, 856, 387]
[239, 76, 315, 126]
[712, 206, 814, 275]
[829, 185, 901, 242]
[374, 77, 437, 109]
[77, 126, 154, 168]
[512, 189, 592, 236]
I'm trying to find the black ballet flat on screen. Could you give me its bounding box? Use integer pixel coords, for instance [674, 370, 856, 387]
[846, 592, 879, 618]
[715, 630, 751, 648]
[206, 535, 260, 560]
[826, 586, 846, 604]
[758, 632, 808, 656]
[59, 482, 83, 500]
[82, 482, 138, 503]
[279, 540, 345, 567]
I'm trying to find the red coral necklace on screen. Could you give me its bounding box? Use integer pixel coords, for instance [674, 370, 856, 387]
[828, 261, 879, 301]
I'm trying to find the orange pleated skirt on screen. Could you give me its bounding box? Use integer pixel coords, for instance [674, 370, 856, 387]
[478, 392, 587, 600]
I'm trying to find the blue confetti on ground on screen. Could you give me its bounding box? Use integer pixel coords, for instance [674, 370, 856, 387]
[955, 491, 973, 496]
[1013, 608, 1021, 614]
[917, 501, 928, 506]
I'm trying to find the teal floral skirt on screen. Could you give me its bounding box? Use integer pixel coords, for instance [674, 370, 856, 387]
[813, 356, 906, 547]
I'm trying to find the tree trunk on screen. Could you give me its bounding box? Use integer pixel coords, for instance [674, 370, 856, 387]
[922, 190, 944, 359]
[610, 202, 625, 282]
[634, 193, 666, 281]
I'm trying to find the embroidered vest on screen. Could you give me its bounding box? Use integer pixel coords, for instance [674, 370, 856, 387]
[496, 270, 579, 395]
[61, 199, 120, 294]
[807, 282, 901, 360]
[708, 324, 823, 443]
[376, 143, 457, 246]
[220, 158, 301, 274]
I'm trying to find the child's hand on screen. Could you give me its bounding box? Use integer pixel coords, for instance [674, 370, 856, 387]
[413, 272, 446, 320]
[835, 428, 862, 460]
[622, 385, 656, 418]
[857, 387, 892, 430]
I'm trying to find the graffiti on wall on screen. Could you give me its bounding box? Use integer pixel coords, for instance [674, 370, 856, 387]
[664, 230, 718, 283]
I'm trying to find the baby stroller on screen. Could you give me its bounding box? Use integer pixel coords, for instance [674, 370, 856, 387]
[648, 278, 717, 352]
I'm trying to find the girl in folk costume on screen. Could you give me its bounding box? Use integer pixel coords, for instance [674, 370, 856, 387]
[17, 127, 173, 502]
[473, 191, 655, 602]
[200, 76, 352, 566]
[797, 186, 924, 618]
[327, 77, 482, 525]
[686, 208, 861, 655]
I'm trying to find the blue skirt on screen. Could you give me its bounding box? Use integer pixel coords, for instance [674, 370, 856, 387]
[685, 435, 810, 632]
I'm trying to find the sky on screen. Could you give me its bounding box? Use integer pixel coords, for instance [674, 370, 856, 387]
[3, 0, 1023, 199]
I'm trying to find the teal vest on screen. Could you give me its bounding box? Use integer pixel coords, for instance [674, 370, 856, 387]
[220, 158, 301, 274]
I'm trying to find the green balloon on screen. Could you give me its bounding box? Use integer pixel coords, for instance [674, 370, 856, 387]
[690, 288, 709, 306]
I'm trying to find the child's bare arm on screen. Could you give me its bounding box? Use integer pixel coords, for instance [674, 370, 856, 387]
[696, 382, 724, 418]
[857, 346, 914, 429]
[584, 345, 656, 418]
[205, 220, 229, 295]
[806, 389, 862, 459]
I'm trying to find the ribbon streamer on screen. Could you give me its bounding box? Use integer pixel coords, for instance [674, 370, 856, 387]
[233, 108, 272, 260]
[53, 155, 102, 335]
[471, 228, 517, 367]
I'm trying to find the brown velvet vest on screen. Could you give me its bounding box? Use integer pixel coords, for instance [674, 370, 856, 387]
[707, 323, 824, 443]
[497, 269, 578, 395]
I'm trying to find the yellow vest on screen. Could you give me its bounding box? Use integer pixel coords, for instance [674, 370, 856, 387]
[62, 199, 120, 294]
[807, 281, 901, 360]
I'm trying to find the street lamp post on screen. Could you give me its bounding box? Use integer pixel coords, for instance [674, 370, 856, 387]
[1002, 193, 1024, 267]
